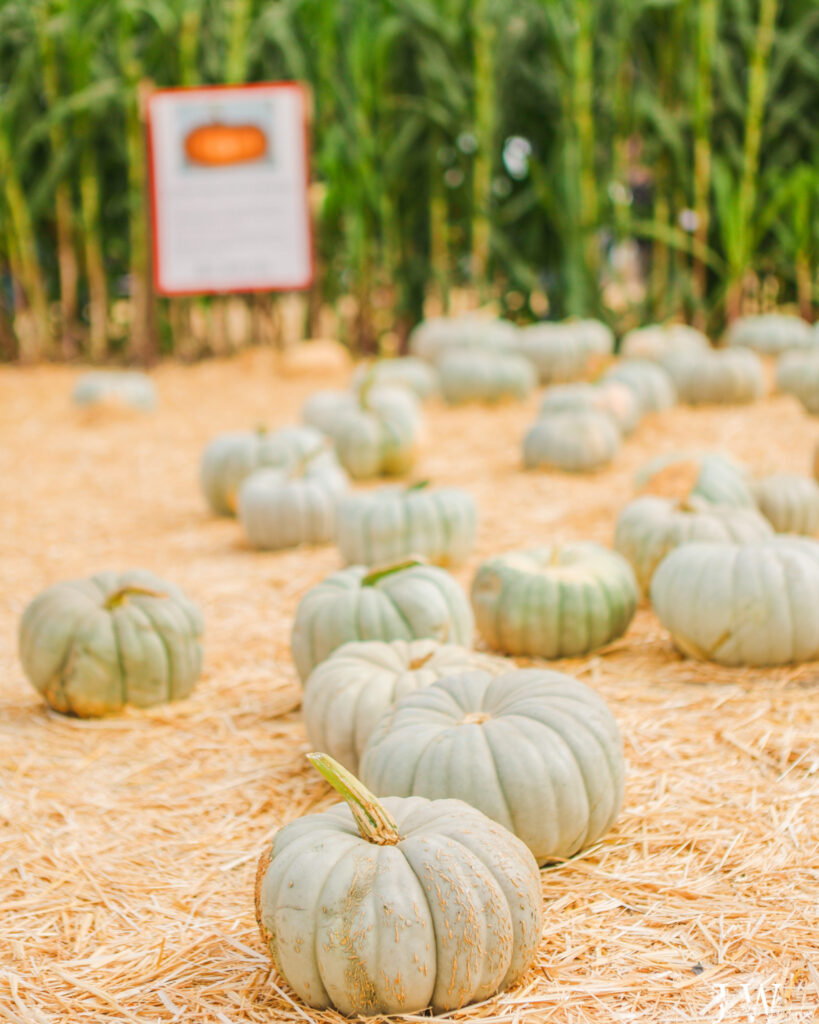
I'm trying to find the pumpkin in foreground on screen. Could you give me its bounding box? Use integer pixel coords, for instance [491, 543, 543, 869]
[302, 639, 507, 773]
[255, 753, 542, 1016]
[18, 570, 204, 717]
[360, 669, 625, 865]
[471, 544, 638, 657]
[291, 558, 474, 681]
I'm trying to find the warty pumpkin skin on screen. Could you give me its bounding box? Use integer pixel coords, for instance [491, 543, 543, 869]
[539, 380, 642, 436]
[471, 543, 638, 658]
[72, 371, 156, 411]
[650, 537, 819, 666]
[438, 349, 536, 404]
[603, 360, 677, 413]
[291, 559, 474, 681]
[635, 451, 756, 508]
[725, 313, 814, 355]
[184, 122, 267, 166]
[18, 570, 204, 717]
[660, 348, 765, 405]
[350, 357, 438, 400]
[336, 481, 476, 567]
[255, 754, 542, 1016]
[408, 315, 519, 363]
[614, 494, 773, 592]
[523, 409, 621, 473]
[302, 639, 507, 773]
[619, 323, 709, 362]
[360, 668, 625, 865]
[750, 474, 819, 535]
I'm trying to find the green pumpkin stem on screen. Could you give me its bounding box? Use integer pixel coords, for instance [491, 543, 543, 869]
[307, 752, 402, 846]
[406, 479, 430, 493]
[361, 557, 426, 586]
[104, 585, 166, 610]
[291, 441, 331, 476]
[358, 364, 379, 408]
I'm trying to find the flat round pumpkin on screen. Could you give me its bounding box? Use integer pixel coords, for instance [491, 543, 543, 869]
[523, 410, 621, 472]
[750, 474, 819, 535]
[360, 668, 625, 865]
[302, 639, 507, 773]
[471, 543, 638, 657]
[603, 360, 677, 413]
[635, 452, 756, 508]
[18, 570, 204, 717]
[255, 754, 542, 1016]
[350, 357, 438, 400]
[438, 349, 536, 404]
[726, 313, 814, 355]
[660, 348, 765, 405]
[539, 380, 642, 435]
[72, 371, 156, 412]
[409, 315, 519, 363]
[516, 323, 592, 384]
[620, 323, 709, 362]
[775, 350, 819, 414]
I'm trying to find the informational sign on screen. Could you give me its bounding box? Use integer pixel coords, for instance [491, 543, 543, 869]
[147, 82, 313, 296]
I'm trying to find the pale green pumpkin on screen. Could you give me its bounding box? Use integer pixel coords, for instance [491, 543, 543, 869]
[620, 323, 709, 362]
[650, 537, 819, 666]
[302, 639, 507, 773]
[614, 494, 773, 591]
[726, 313, 814, 355]
[18, 570, 204, 717]
[660, 348, 765, 405]
[350, 357, 438, 400]
[775, 350, 819, 414]
[750, 474, 819, 535]
[336, 481, 476, 567]
[291, 559, 474, 681]
[603, 360, 677, 413]
[471, 543, 638, 657]
[565, 318, 615, 357]
[255, 754, 542, 1016]
[516, 323, 591, 384]
[360, 668, 625, 865]
[437, 349, 536, 404]
[523, 410, 621, 472]
[72, 371, 157, 411]
[408, 314, 519, 363]
[200, 425, 330, 516]
[635, 452, 756, 508]
[539, 380, 642, 435]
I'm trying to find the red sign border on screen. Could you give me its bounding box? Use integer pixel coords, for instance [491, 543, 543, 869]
[146, 81, 315, 297]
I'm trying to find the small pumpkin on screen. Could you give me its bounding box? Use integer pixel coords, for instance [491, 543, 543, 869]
[238, 448, 349, 551]
[516, 323, 591, 384]
[603, 360, 677, 414]
[184, 122, 267, 166]
[302, 639, 506, 773]
[539, 380, 642, 436]
[471, 543, 638, 658]
[72, 371, 156, 412]
[201, 425, 332, 517]
[360, 668, 625, 865]
[336, 481, 476, 567]
[660, 348, 765, 405]
[409, 315, 519, 364]
[350, 358, 438, 400]
[775, 350, 819, 414]
[635, 451, 756, 508]
[566, 318, 615, 358]
[614, 494, 773, 592]
[438, 349, 536, 404]
[650, 537, 819, 666]
[620, 323, 709, 362]
[523, 410, 621, 473]
[18, 570, 204, 717]
[255, 753, 542, 1016]
[750, 474, 819, 535]
[725, 313, 814, 355]
[303, 385, 422, 480]
[291, 558, 474, 681]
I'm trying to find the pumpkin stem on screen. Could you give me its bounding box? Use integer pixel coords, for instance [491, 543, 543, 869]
[408, 649, 435, 670]
[254, 423, 268, 438]
[307, 752, 402, 846]
[104, 585, 167, 610]
[358, 364, 379, 407]
[291, 441, 331, 477]
[406, 479, 430, 493]
[361, 557, 426, 586]
[548, 545, 563, 567]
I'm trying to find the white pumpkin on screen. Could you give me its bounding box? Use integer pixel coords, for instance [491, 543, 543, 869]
[726, 313, 814, 355]
[360, 668, 625, 865]
[516, 323, 590, 384]
[291, 559, 474, 681]
[660, 348, 765, 405]
[72, 371, 157, 411]
[523, 410, 621, 472]
[635, 451, 756, 508]
[567, 318, 615, 357]
[650, 537, 819, 665]
[302, 639, 507, 773]
[750, 474, 819, 535]
[437, 349, 536, 404]
[775, 350, 819, 414]
[614, 494, 773, 591]
[471, 543, 638, 657]
[620, 323, 709, 362]
[603, 360, 677, 413]
[350, 357, 438, 400]
[336, 481, 476, 567]
[539, 380, 642, 435]
[409, 314, 519, 363]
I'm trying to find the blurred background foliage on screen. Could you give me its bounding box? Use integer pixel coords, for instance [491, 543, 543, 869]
[0, 0, 818, 361]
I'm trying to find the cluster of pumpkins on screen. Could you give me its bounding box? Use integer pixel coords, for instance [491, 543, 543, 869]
[19, 308, 819, 1017]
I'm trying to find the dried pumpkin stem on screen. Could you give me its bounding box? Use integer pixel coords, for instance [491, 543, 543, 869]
[548, 545, 563, 567]
[104, 585, 166, 610]
[307, 753, 402, 846]
[361, 557, 425, 587]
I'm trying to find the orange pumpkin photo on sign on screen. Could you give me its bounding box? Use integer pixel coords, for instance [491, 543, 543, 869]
[183, 122, 268, 167]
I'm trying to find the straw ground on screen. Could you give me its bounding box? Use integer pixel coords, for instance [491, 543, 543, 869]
[1, 349, 817, 1023]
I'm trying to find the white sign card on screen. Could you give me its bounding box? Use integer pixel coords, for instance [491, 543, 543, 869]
[147, 82, 313, 296]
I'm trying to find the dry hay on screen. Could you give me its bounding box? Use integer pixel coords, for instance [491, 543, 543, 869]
[1, 348, 817, 1024]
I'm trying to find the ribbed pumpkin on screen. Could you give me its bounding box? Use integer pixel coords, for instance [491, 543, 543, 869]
[566, 318, 615, 358]
[775, 350, 819, 414]
[539, 380, 642, 436]
[603, 360, 677, 413]
[409, 315, 519, 363]
[302, 639, 506, 773]
[72, 371, 157, 411]
[255, 753, 542, 1016]
[635, 451, 756, 508]
[660, 348, 765, 405]
[437, 349, 536, 404]
[726, 313, 814, 355]
[360, 668, 625, 865]
[201, 426, 332, 517]
[238, 451, 349, 551]
[650, 537, 819, 665]
[523, 410, 621, 473]
[471, 544, 638, 658]
[184, 122, 267, 166]
[302, 385, 421, 480]
[291, 559, 474, 681]
[620, 323, 709, 362]
[350, 358, 438, 400]
[614, 494, 773, 591]
[336, 481, 476, 567]
[516, 323, 592, 384]
[18, 570, 204, 717]
[750, 474, 819, 535]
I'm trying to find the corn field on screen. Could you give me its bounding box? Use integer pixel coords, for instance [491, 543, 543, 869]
[1, 0, 818, 362]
